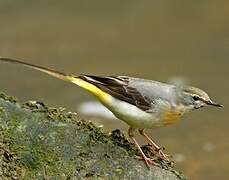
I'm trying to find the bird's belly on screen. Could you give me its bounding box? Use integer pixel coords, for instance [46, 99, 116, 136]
[105, 97, 159, 128]
[103, 97, 186, 128]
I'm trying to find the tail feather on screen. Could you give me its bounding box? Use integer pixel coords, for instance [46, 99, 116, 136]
[0, 57, 112, 103]
[0, 57, 72, 82]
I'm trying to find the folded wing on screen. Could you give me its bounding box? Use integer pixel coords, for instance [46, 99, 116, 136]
[79, 75, 152, 111]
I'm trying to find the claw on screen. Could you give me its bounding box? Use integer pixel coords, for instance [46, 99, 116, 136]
[158, 149, 171, 162]
[128, 127, 160, 168]
[137, 155, 159, 167]
[138, 129, 173, 163]
[147, 145, 171, 160]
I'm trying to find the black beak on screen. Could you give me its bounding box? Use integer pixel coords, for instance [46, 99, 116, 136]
[206, 100, 223, 108]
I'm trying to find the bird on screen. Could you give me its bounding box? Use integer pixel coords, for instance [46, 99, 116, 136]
[0, 57, 223, 167]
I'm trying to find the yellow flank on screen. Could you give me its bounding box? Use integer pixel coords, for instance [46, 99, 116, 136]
[69, 76, 112, 104]
[161, 109, 184, 126]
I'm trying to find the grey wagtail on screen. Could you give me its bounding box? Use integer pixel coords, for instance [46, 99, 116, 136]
[0, 57, 223, 167]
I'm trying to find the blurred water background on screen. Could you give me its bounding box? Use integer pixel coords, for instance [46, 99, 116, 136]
[0, 1, 228, 179]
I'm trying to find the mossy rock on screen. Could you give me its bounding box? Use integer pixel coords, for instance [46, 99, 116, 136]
[0, 92, 186, 179]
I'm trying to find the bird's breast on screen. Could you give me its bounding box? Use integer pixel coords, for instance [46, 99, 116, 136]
[160, 107, 186, 126]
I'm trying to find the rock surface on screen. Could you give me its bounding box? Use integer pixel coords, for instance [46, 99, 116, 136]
[0, 92, 186, 179]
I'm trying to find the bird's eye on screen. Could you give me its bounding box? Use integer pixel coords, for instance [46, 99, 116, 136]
[193, 95, 199, 101]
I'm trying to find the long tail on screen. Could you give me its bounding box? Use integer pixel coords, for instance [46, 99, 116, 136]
[0, 57, 111, 102]
[0, 57, 73, 82]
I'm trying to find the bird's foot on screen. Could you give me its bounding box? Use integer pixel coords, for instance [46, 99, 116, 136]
[136, 155, 159, 167]
[158, 148, 172, 161]
[149, 146, 172, 162]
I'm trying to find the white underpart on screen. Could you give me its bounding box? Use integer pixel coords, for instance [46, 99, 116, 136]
[107, 96, 162, 128]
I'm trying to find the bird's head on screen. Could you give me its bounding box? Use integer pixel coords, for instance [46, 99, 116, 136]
[176, 86, 223, 111]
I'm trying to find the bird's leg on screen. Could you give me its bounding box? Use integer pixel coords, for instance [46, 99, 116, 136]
[128, 127, 158, 167]
[138, 129, 171, 162]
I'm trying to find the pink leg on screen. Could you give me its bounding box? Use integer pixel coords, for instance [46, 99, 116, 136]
[139, 129, 171, 162]
[128, 127, 158, 167]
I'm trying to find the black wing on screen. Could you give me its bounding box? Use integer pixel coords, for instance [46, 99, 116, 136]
[78, 75, 152, 111]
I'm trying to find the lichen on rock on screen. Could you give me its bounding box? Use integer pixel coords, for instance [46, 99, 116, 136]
[0, 92, 186, 179]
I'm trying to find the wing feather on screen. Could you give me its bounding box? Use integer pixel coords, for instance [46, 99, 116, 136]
[79, 75, 152, 111]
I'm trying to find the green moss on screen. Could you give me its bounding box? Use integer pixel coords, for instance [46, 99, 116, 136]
[0, 140, 22, 179]
[0, 92, 17, 103]
[109, 129, 136, 154]
[0, 107, 5, 113]
[0, 92, 186, 179]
